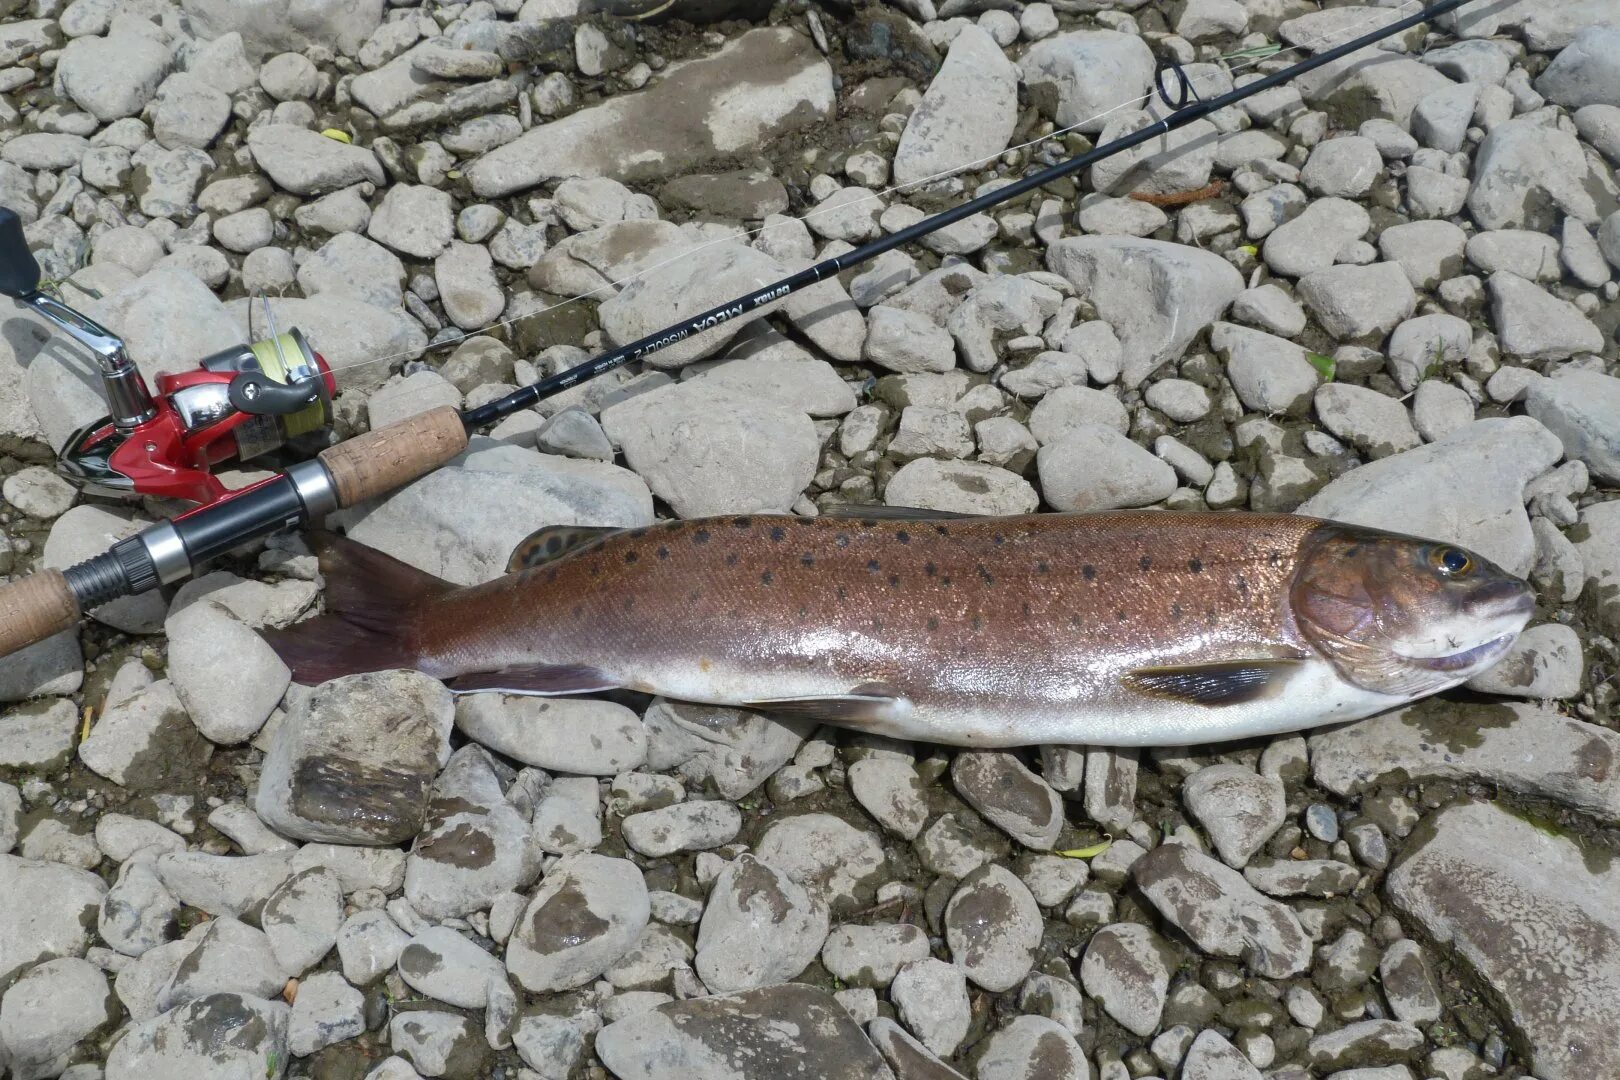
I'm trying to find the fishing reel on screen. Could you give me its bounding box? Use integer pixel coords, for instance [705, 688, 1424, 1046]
[0, 207, 336, 506]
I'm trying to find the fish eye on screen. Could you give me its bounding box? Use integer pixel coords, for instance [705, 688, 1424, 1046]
[1428, 546, 1473, 578]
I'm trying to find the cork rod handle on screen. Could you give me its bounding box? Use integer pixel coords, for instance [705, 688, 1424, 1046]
[0, 570, 79, 658]
[318, 406, 470, 509]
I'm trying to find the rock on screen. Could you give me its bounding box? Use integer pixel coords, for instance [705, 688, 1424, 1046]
[165, 600, 288, 745]
[1080, 922, 1176, 1037]
[1211, 322, 1321, 416]
[1300, 136, 1382, 197]
[180, 0, 383, 59]
[892, 957, 972, 1057]
[1183, 764, 1285, 868]
[950, 752, 1062, 850]
[343, 441, 652, 585]
[623, 800, 741, 858]
[287, 970, 365, 1057]
[644, 699, 811, 800]
[0, 957, 115, 1080]
[690, 329, 858, 418]
[152, 852, 294, 918]
[337, 910, 410, 986]
[1046, 236, 1243, 386]
[866, 305, 955, 374]
[506, 853, 648, 992]
[848, 756, 930, 840]
[1029, 386, 1129, 443]
[1313, 384, 1421, 458]
[1379, 939, 1442, 1025]
[1489, 272, 1604, 360]
[1262, 197, 1369, 278]
[1090, 109, 1219, 197]
[99, 857, 179, 957]
[1084, 748, 1138, 835]
[889, 405, 974, 462]
[1297, 262, 1416, 340]
[0, 698, 77, 771]
[1378, 219, 1467, 289]
[1468, 228, 1564, 281]
[529, 776, 603, 855]
[1020, 30, 1155, 134]
[600, 381, 817, 518]
[469, 28, 833, 194]
[160, 916, 286, 1010]
[1305, 1020, 1426, 1070]
[821, 922, 930, 988]
[1465, 623, 1583, 699]
[595, 983, 892, 1080]
[695, 854, 828, 993]
[1182, 1030, 1263, 1080]
[1386, 313, 1472, 392]
[1037, 425, 1177, 511]
[1145, 379, 1213, 423]
[103, 993, 288, 1080]
[1468, 118, 1614, 231]
[867, 1016, 967, 1080]
[435, 242, 504, 330]
[1244, 855, 1360, 898]
[297, 231, 404, 309]
[945, 863, 1041, 992]
[255, 670, 454, 845]
[1297, 417, 1563, 577]
[261, 867, 343, 976]
[1132, 842, 1311, 977]
[0, 627, 79, 706]
[753, 813, 885, 914]
[1535, 25, 1620, 109]
[56, 29, 169, 121]
[884, 457, 1039, 516]
[388, 1010, 487, 1078]
[1309, 699, 1620, 822]
[367, 184, 454, 260]
[1412, 81, 1478, 153]
[246, 124, 385, 196]
[0, 855, 105, 985]
[894, 25, 1016, 187]
[1293, 50, 1456, 128]
[398, 925, 506, 1009]
[78, 678, 205, 790]
[597, 243, 784, 370]
[456, 695, 646, 774]
[975, 1015, 1088, 1080]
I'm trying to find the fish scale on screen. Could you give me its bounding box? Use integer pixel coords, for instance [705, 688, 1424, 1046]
[265, 510, 1534, 747]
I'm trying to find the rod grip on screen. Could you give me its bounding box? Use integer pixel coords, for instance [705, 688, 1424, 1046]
[0, 570, 79, 657]
[318, 405, 469, 508]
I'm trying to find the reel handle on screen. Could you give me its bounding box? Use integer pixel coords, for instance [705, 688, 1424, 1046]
[0, 206, 40, 299]
[0, 570, 78, 657]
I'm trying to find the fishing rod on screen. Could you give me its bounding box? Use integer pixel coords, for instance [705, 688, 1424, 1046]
[0, 0, 1474, 658]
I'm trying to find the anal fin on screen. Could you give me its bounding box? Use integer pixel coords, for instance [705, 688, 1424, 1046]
[1121, 658, 1303, 707]
[507, 525, 624, 574]
[742, 682, 911, 727]
[448, 663, 621, 696]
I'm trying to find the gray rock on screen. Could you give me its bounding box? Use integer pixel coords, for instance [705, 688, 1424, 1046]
[596, 983, 892, 1080]
[104, 993, 288, 1080]
[865, 305, 955, 374]
[160, 917, 286, 1010]
[255, 671, 453, 845]
[1038, 425, 1178, 511]
[1577, 499, 1620, 633]
[821, 922, 930, 989]
[536, 408, 616, 461]
[1084, 747, 1138, 835]
[623, 800, 741, 858]
[79, 678, 206, 790]
[1080, 194, 1170, 237]
[1386, 313, 1472, 392]
[1145, 378, 1213, 422]
[1535, 25, 1620, 109]
[1300, 136, 1382, 197]
[470, 28, 832, 194]
[513, 1013, 586, 1077]
[1490, 272, 1604, 360]
[1230, 284, 1308, 338]
[1465, 622, 1583, 699]
[600, 381, 817, 518]
[1580, 104, 1620, 164]
[1310, 699, 1620, 821]
[1468, 118, 1615, 231]
[1378, 219, 1467, 289]
[1133, 842, 1311, 977]
[456, 695, 646, 775]
[1243, 855, 1360, 898]
[1183, 764, 1285, 869]
[0, 855, 105, 985]
[100, 859, 179, 958]
[1, 958, 114, 1079]
[1211, 322, 1321, 416]
[398, 925, 506, 1009]
[1182, 1030, 1263, 1080]
[1298, 417, 1562, 577]
[165, 600, 287, 745]
[1029, 385, 1128, 442]
[1046, 236, 1242, 386]
[366, 184, 454, 260]
[754, 813, 885, 914]
[435, 242, 504, 330]
[944, 863, 1041, 992]
[1379, 939, 1442, 1025]
[889, 405, 974, 462]
[506, 853, 648, 992]
[388, 1010, 487, 1079]
[891, 957, 972, 1057]
[1468, 228, 1564, 281]
[0, 133, 89, 170]
[181, 0, 382, 58]
[1297, 262, 1416, 340]
[336, 910, 410, 986]
[1412, 81, 1478, 153]
[247, 124, 385, 196]
[894, 26, 1016, 187]
[297, 231, 404, 309]
[406, 747, 537, 919]
[643, 699, 812, 800]
[56, 29, 169, 121]
[1305, 1019, 1426, 1071]
[1021, 30, 1154, 134]
[1080, 921, 1176, 1037]
[1090, 109, 1218, 197]
[0, 698, 77, 771]
[153, 852, 294, 918]
[951, 752, 1062, 850]
[287, 969, 365, 1057]
[696, 854, 828, 994]
[689, 329, 857, 417]
[885, 457, 1039, 516]
[260, 867, 343, 976]
[1313, 384, 1420, 457]
[96, 814, 185, 863]
[975, 1015, 1087, 1080]
[847, 756, 930, 840]
[529, 775, 603, 855]
[1263, 198, 1369, 278]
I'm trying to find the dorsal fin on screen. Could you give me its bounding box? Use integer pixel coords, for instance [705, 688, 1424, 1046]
[507, 525, 623, 573]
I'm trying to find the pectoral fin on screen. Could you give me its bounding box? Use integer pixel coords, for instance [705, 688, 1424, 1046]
[448, 663, 621, 696]
[1121, 658, 1304, 707]
[742, 682, 912, 727]
[507, 525, 623, 573]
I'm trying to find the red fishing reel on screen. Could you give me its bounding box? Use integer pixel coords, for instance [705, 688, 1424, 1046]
[0, 206, 337, 506]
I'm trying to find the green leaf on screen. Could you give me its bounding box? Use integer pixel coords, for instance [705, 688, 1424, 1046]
[1055, 839, 1113, 859]
[1306, 352, 1336, 381]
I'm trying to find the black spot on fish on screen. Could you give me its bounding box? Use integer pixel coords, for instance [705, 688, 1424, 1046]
[977, 565, 994, 585]
[693, 529, 711, 545]
[1235, 574, 1250, 596]
[1021, 601, 1032, 617]
[1082, 564, 1096, 581]
[993, 533, 1005, 546]
[629, 527, 648, 538]
[667, 521, 687, 532]
[1071, 615, 1083, 628]
[761, 571, 774, 585]
[941, 575, 953, 587]
[924, 562, 937, 577]
[896, 530, 910, 544]
[836, 586, 848, 601]
[733, 517, 753, 529]
[688, 589, 702, 603]
[1036, 560, 1050, 574]
[656, 546, 670, 560]
[1116, 610, 1128, 622]
[867, 559, 881, 573]
[624, 596, 636, 611]
[861, 518, 878, 528]
[571, 604, 583, 619]
[934, 525, 951, 536]
[888, 574, 900, 587]
[926, 616, 939, 631]
[1268, 550, 1282, 566]
[800, 553, 815, 566]
[1170, 602, 1183, 620]
[836, 533, 851, 548]
[725, 552, 740, 566]
[799, 605, 809, 617]
[546, 536, 562, 553]
[971, 616, 983, 631]
[1188, 557, 1203, 573]
[1139, 556, 1153, 571]
[769, 526, 785, 542]
[624, 551, 639, 565]
[871, 618, 883, 631]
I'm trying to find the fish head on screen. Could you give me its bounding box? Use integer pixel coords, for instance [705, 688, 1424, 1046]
[1289, 524, 1536, 698]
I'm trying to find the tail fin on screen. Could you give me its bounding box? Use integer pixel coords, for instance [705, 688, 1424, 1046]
[261, 532, 456, 685]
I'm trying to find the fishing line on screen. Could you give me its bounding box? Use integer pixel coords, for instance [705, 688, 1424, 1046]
[316, 0, 1428, 394]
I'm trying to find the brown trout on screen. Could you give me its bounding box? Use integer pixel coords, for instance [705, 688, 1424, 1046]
[264, 511, 1534, 747]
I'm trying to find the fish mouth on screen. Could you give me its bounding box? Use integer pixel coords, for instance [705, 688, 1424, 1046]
[1401, 633, 1518, 673]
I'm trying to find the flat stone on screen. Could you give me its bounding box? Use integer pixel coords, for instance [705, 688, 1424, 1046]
[1465, 622, 1583, 699]
[1296, 262, 1416, 340]
[165, 600, 288, 745]
[469, 28, 833, 195]
[337, 910, 410, 986]
[287, 970, 365, 1057]
[159, 916, 286, 1010]
[0, 855, 106, 985]
[1080, 922, 1176, 1037]
[0, 957, 116, 1079]
[103, 993, 288, 1080]
[595, 983, 892, 1080]
[884, 457, 1039, 516]
[623, 801, 741, 858]
[1211, 322, 1321, 416]
[975, 1015, 1088, 1080]
[367, 184, 454, 260]
[152, 852, 294, 918]
[246, 124, 385, 196]
[643, 699, 812, 800]
[1378, 219, 1467, 289]
[1468, 117, 1615, 232]
[1182, 1030, 1263, 1080]
[398, 925, 506, 1009]
[1263, 198, 1369, 278]
[1182, 764, 1285, 869]
[1537, 25, 1620, 109]
[820, 922, 930, 988]
[505, 853, 648, 993]
[455, 695, 647, 774]
[944, 863, 1041, 992]
[261, 866, 342, 975]
[950, 751, 1063, 850]
[1313, 383, 1421, 458]
[1132, 842, 1311, 977]
[388, 1010, 487, 1078]
[1038, 425, 1177, 512]
[1020, 30, 1155, 134]
[893, 26, 1017, 186]
[892, 957, 972, 1058]
[405, 747, 537, 920]
[57, 29, 169, 121]
[695, 854, 828, 994]
[753, 813, 885, 914]
[1489, 272, 1604, 360]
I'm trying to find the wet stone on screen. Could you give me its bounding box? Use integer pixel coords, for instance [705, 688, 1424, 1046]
[389, 1010, 488, 1079]
[404, 746, 537, 920]
[695, 853, 828, 994]
[821, 922, 930, 988]
[891, 957, 973, 1058]
[337, 909, 411, 986]
[1379, 939, 1442, 1024]
[867, 1016, 969, 1080]
[945, 862, 1042, 993]
[398, 925, 507, 1009]
[505, 853, 649, 993]
[1182, 1029, 1264, 1080]
[255, 671, 454, 845]
[77, 678, 206, 790]
[1182, 763, 1285, 869]
[1244, 857, 1360, 898]
[159, 916, 286, 1011]
[752, 813, 886, 914]
[643, 699, 812, 800]
[976, 1014, 1088, 1080]
[287, 969, 365, 1057]
[152, 851, 294, 918]
[603, 921, 694, 992]
[950, 751, 1064, 850]
[622, 800, 743, 858]
[848, 755, 930, 840]
[529, 775, 604, 856]
[104, 993, 288, 1080]
[1080, 921, 1176, 1037]
[1307, 1020, 1426, 1071]
[1316, 927, 1380, 992]
[1133, 842, 1312, 977]
[0, 957, 116, 1080]
[0, 855, 106, 985]
[595, 983, 891, 1080]
[261, 866, 343, 976]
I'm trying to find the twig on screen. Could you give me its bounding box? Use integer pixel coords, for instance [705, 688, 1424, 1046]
[1128, 180, 1226, 207]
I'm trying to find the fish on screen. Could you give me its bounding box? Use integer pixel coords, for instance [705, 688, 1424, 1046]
[261, 510, 1536, 748]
